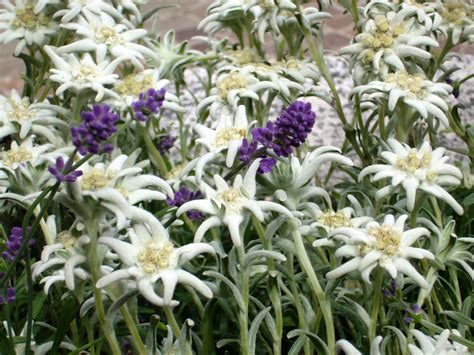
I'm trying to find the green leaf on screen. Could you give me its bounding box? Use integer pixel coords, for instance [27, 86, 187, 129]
[248, 307, 271, 355]
[51, 296, 79, 353]
[143, 4, 180, 23]
[203, 270, 244, 310]
[106, 289, 140, 327]
[32, 293, 47, 319]
[287, 329, 329, 354]
[440, 310, 474, 327]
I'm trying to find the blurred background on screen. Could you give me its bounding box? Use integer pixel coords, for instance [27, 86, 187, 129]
[0, 1, 472, 94]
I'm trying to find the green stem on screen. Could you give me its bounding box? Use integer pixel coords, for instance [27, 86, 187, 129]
[120, 306, 146, 355]
[290, 224, 335, 354]
[369, 268, 384, 342]
[138, 123, 167, 176]
[237, 246, 250, 355]
[302, 29, 348, 127]
[87, 222, 122, 354]
[252, 217, 282, 355]
[164, 306, 181, 338]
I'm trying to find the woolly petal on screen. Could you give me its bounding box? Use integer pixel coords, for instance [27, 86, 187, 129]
[176, 269, 213, 298]
[98, 237, 138, 265]
[96, 269, 131, 288]
[194, 216, 221, 243]
[327, 258, 361, 279]
[393, 258, 429, 288]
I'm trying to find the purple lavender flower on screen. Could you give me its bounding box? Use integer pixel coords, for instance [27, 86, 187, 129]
[403, 316, 413, 324]
[48, 157, 83, 183]
[132, 88, 166, 122]
[71, 104, 119, 155]
[403, 304, 422, 323]
[382, 279, 398, 298]
[270, 101, 316, 157]
[0, 287, 16, 304]
[238, 138, 277, 174]
[238, 138, 258, 165]
[157, 135, 176, 155]
[166, 187, 204, 220]
[2, 227, 34, 262]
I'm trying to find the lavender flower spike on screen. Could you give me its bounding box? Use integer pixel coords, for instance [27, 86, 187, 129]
[48, 157, 83, 183]
[166, 187, 204, 220]
[132, 88, 166, 122]
[2, 227, 34, 262]
[71, 104, 119, 155]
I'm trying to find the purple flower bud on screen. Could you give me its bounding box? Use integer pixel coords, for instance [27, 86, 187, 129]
[132, 88, 166, 122]
[166, 187, 204, 220]
[403, 317, 413, 324]
[157, 135, 176, 155]
[1, 227, 33, 262]
[48, 157, 83, 183]
[71, 104, 119, 156]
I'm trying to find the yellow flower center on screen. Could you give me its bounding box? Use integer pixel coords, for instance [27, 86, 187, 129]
[96, 27, 123, 44]
[385, 71, 426, 98]
[116, 74, 154, 96]
[81, 168, 115, 190]
[13, 4, 49, 30]
[8, 98, 34, 121]
[217, 73, 248, 99]
[57, 231, 76, 249]
[4, 146, 33, 166]
[395, 149, 431, 174]
[215, 127, 246, 147]
[137, 241, 174, 274]
[165, 164, 183, 180]
[219, 188, 244, 211]
[73, 64, 97, 83]
[442, 1, 472, 26]
[318, 211, 352, 229]
[227, 49, 261, 66]
[369, 225, 401, 256]
[362, 17, 405, 50]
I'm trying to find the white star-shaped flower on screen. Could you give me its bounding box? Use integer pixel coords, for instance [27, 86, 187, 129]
[45, 46, 123, 101]
[352, 71, 452, 127]
[177, 159, 293, 247]
[97, 221, 215, 307]
[69, 154, 173, 228]
[194, 105, 250, 179]
[359, 138, 463, 214]
[0, 90, 66, 145]
[53, 0, 123, 23]
[0, 0, 57, 55]
[326, 214, 434, 288]
[58, 11, 157, 68]
[409, 329, 470, 354]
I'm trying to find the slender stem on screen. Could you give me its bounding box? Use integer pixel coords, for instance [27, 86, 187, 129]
[138, 123, 168, 176]
[120, 306, 146, 355]
[164, 306, 181, 338]
[252, 217, 282, 355]
[302, 29, 348, 127]
[87, 222, 122, 354]
[369, 268, 384, 342]
[290, 224, 335, 354]
[237, 246, 250, 355]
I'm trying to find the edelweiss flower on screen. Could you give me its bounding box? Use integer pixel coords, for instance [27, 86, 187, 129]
[0, 0, 56, 55]
[198, 0, 248, 35]
[110, 69, 185, 113]
[197, 67, 279, 116]
[177, 160, 293, 247]
[3, 321, 76, 354]
[436, 0, 474, 44]
[336, 336, 382, 355]
[194, 105, 250, 179]
[311, 207, 372, 247]
[274, 58, 320, 84]
[53, 0, 122, 23]
[352, 71, 452, 127]
[264, 147, 353, 211]
[32, 217, 90, 292]
[409, 329, 470, 354]
[366, 1, 441, 31]
[340, 10, 438, 79]
[0, 136, 53, 175]
[359, 139, 463, 214]
[58, 11, 157, 68]
[326, 214, 434, 288]
[70, 154, 173, 228]
[0, 90, 66, 144]
[45, 46, 123, 101]
[97, 221, 215, 306]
